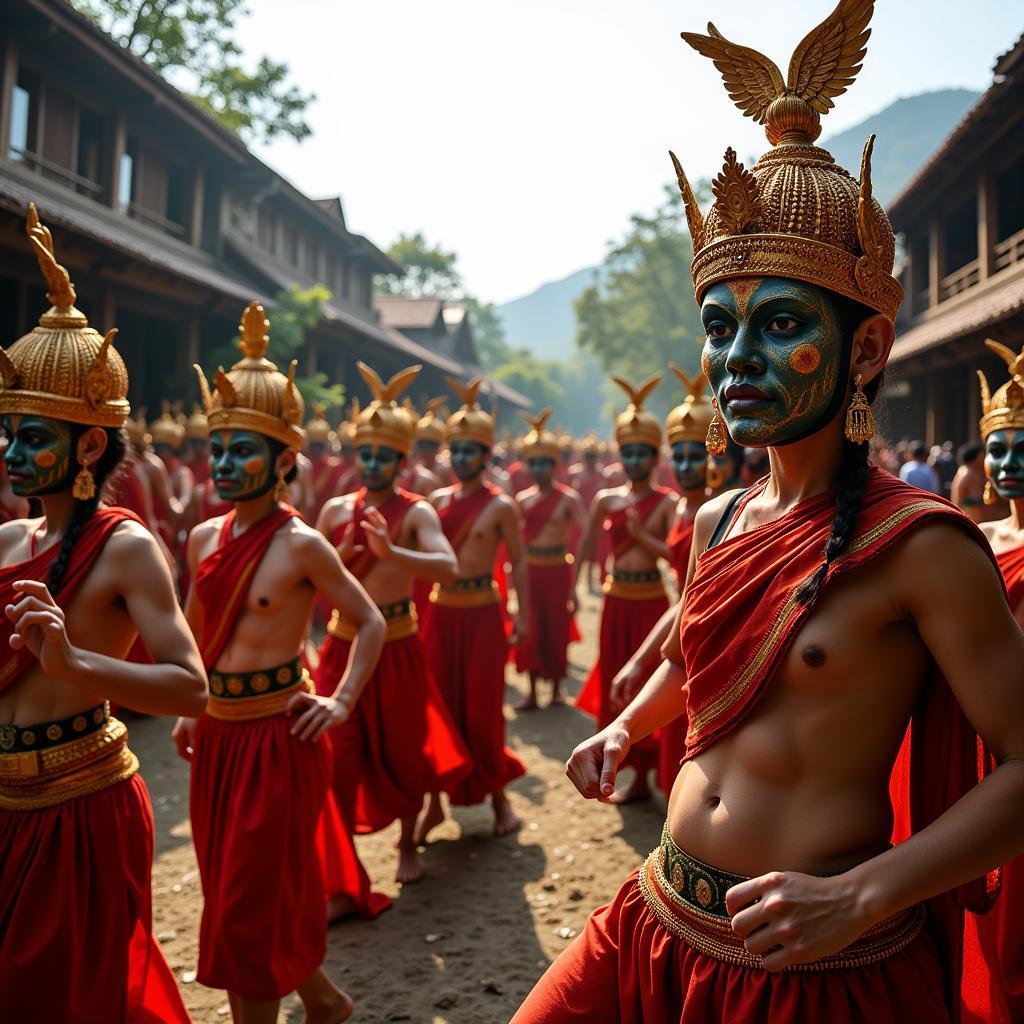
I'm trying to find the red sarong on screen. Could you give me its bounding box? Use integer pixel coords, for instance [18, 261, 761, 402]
[666, 514, 693, 585]
[516, 559, 575, 681]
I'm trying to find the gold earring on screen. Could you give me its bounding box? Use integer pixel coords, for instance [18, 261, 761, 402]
[706, 398, 728, 456]
[844, 373, 875, 444]
[984, 478, 998, 506]
[273, 469, 288, 502]
[73, 462, 96, 501]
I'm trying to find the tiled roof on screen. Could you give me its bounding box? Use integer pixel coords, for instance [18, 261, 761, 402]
[372, 295, 445, 330]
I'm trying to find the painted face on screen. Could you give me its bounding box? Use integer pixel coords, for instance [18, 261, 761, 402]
[671, 441, 708, 491]
[2, 415, 76, 496]
[449, 440, 488, 481]
[209, 429, 277, 501]
[357, 444, 402, 491]
[701, 277, 845, 448]
[985, 429, 1024, 501]
[620, 444, 657, 482]
[527, 456, 556, 486]
[706, 452, 737, 492]
[415, 439, 439, 458]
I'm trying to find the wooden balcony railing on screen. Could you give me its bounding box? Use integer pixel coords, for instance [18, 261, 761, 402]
[994, 227, 1024, 273]
[938, 259, 980, 302]
[127, 202, 186, 240]
[8, 146, 103, 201]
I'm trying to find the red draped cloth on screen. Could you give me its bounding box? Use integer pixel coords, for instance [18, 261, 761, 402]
[666, 514, 694, 586]
[0, 507, 189, 1023]
[309, 456, 348, 524]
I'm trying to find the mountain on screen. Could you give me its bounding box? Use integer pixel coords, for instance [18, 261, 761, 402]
[497, 88, 981, 358]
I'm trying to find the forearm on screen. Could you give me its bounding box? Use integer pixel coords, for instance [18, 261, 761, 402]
[615, 659, 687, 743]
[510, 557, 530, 621]
[384, 546, 458, 585]
[330, 615, 386, 708]
[632, 528, 669, 560]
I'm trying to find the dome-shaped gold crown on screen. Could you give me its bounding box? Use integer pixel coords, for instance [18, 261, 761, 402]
[417, 397, 448, 445]
[520, 407, 560, 460]
[666, 363, 715, 445]
[194, 301, 305, 449]
[612, 374, 663, 449]
[978, 340, 1024, 440]
[355, 362, 421, 454]
[445, 376, 494, 448]
[150, 400, 186, 447]
[305, 402, 336, 447]
[582, 432, 601, 455]
[186, 402, 208, 440]
[126, 408, 149, 447]
[673, 0, 901, 321]
[338, 399, 359, 447]
[0, 204, 130, 427]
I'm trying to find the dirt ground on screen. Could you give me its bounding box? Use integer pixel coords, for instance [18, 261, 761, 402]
[136, 586, 669, 1024]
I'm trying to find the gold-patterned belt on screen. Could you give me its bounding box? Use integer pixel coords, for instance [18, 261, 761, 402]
[207, 657, 313, 721]
[526, 545, 574, 567]
[0, 708, 138, 811]
[603, 569, 665, 600]
[431, 574, 500, 608]
[329, 598, 418, 643]
[638, 828, 925, 971]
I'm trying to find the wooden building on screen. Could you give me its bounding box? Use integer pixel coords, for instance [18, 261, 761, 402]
[886, 33, 1024, 445]
[0, 0, 528, 421]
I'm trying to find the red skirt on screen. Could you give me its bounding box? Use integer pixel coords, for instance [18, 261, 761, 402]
[423, 600, 526, 805]
[412, 577, 434, 639]
[0, 774, 190, 1024]
[190, 713, 331, 1001]
[316, 631, 471, 832]
[516, 560, 574, 681]
[657, 713, 688, 798]
[511, 868, 950, 1024]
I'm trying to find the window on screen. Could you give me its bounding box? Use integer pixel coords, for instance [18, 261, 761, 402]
[165, 162, 186, 226]
[117, 139, 137, 213]
[76, 105, 104, 196]
[9, 72, 39, 160]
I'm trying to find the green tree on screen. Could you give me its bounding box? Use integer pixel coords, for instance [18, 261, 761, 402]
[72, 0, 314, 142]
[376, 233, 461, 299]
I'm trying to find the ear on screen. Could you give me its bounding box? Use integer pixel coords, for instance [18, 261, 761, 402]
[274, 445, 297, 478]
[850, 313, 895, 386]
[76, 426, 109, 467]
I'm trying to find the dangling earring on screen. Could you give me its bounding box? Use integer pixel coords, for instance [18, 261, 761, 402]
[706, 399, 727, 456]
[844, 373, 875, 444]
[984, 478, 998, 506]
[73, 460, 96, 501]
[273, 468, 288, 502]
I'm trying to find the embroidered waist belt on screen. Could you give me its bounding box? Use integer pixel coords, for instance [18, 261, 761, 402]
[207, 657, 312, 721]
[431, 574, 499, 608]
[526, 545, 574, 566]
[638, 824, 925, 971]
[330, 598, 418, 643]
[603, 568, 665, 600]
[0, 706, 138, 810]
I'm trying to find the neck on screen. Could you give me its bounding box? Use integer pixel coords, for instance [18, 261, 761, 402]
[628, 477, 653, 495]
[761, 423, 844, 510]
[457, 474, 486, 495]
[38, 490, 81, 539]
[1010, 498, 1024, 533]
[536, 479, 554, 493]
[363, 481, 396, 504]
[232, 490, 280, 528]
[682, 485, 709, 508]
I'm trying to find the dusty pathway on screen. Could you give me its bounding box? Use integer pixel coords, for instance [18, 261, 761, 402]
[137, 587, 669, 1023]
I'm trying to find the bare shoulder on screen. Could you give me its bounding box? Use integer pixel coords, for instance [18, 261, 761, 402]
[407, 498, 441, 526]
[0, 517, 37, 563]
[106, 518, 163, 558]
[429, 484, 457, 508]
[592, 486, 619, 508]
[514, 485, 538, 504]
[322, 493, 357, 517]
[891, 519, 996, 579]
[492, 491, 519, 515]
[692, 488, 745, 555]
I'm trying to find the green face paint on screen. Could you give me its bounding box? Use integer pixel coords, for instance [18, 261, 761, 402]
[2, 415, 76, 496]
[356, 444, 402, 492]
[985, 429, 1024, 501]
[209, 429, 277, 501]
[700, 277, 845, 448]
[671, 441, 708, 491]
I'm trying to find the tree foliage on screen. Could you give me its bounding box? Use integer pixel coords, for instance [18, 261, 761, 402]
[376, 233, 462, 299]
[72, 0, 314, 142]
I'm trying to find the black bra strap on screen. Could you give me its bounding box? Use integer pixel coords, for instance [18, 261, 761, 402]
[706, 488, 749, 551]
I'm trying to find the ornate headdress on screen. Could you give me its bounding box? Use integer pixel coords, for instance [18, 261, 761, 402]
[665, 363, 715, 445]
[445, 376, 494, 448]
[194, 301, 305, 449]
[305, 402, 335, 447]
[0, 205, 129, 427]
[150, 401, 186, 447]
[416, 397, 447, 445]
[126, 409, 149, 448]
[582, 432, 601, 455]
[612, 374, 662, 449]
[520, 407, 560, 460]
[673, 0, 901, 321]
[338, 399, 359, 449]
[186, 403, 208, 441]
[354, 363, 421, 454]
[978, 340, 1024, 440]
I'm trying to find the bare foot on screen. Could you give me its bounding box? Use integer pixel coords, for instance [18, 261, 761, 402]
[514, 695, 539, 711]
[413, 797, 445, 847]
[492, 794, 522, 837]
[302, 988, 353, 1024]
[606, 771, 652, 805]
[326, 893, 355, 926]
[396, 846, 425, 885]
[548, 687, 565, 706]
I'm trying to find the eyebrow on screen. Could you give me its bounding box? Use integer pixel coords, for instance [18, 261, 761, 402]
[746, 290, 816, 320]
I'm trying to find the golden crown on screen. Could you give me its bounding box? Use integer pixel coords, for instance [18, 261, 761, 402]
[416, 397, 448, 445]
[149, 400, 186, 447]
[337, 399, 359, 446]
[666, 363, 715, 445]
[520, 407, 560, 460]
[355, 363, 421, 454]
[0, 205, 130, 427]
[612, 374, 663, 449]
[445, 376, 495, 448]
[673, 0, 901, 321]
[186, 402, 208, 440]
[305, 402, 335, 447]
[978, 341, 1024, 439]
[194, 301, 305, 449]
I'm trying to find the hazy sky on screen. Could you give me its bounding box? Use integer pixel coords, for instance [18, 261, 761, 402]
[235, 1, 1022, 304]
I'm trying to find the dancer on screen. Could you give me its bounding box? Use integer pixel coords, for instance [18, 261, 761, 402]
[515, 3, 1024, 1019]
[574, 375, 674, 803]
[175, 301, 385, 1024]
[571, 435, 611, 590]
[513, 408, 585, 710]
[0, 204, 206, 1024]
[316, 361, 470, 885]
[418, 376, 527, 842]
[306, 403, 347, 524]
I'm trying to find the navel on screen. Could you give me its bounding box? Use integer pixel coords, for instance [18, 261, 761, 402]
[801, 644, 826, 668]
[258, 597, 269, 608]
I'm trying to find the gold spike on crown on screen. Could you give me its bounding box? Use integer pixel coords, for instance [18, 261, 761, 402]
[186, 402, 208, 440]
[0, 204, 130, 427]
[611, 374, 663, 449]
[149, 400, 185, 447]
[672, 0, 901, 321]
[666, 363, 715, 446]
[355, 362, 422, 454]
[416, 396, 448, 445]
[305, 401, 336, 447]
[194, 301, 305, 449]
[520, 407, 560, 460]
[445, 375, 494, 448]
[978, 340, 1024, 440]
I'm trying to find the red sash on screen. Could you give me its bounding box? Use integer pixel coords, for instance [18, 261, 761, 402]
[996, 544, 1024, 615]
[334, 488, 417, 583]
[109, 460, 149, 521]
[666, 514, 694, 582]
[193, 505, 298, 671]
[0, 507, 142, 694]
[438, 482, 501, 553]
[604, 488, 670, 559]
[680, 468, 1001, 1016]
[522, 484, 573, 544]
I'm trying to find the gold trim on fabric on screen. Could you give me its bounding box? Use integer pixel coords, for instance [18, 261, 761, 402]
[602, 575, 666, 601]
[526, 549, 574, 567]
[206, 674, 313, 721]
[430, 581, 500, 608]
[329, 610, 418, 643]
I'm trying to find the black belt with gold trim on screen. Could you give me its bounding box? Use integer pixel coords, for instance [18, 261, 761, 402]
[0, 702, 110, 754]
[610, 568, 662, 585]
[208, 657, 304, 700]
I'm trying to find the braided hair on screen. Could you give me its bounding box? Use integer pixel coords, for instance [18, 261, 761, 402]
[48, 428, 128, 595]
[795, 296, 882, 609]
